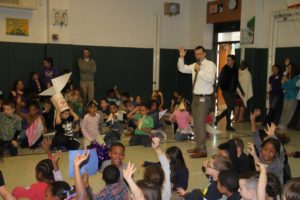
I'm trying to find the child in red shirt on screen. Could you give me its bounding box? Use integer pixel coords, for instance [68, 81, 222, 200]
[13, 159, 55, 200]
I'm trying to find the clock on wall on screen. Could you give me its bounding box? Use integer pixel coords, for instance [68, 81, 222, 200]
[228, 0, 237, 10]
[164, 2, 180, 16]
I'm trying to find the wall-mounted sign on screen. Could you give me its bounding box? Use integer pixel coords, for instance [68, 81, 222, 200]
[6, 18, 29, 36]
[240, 17, 255, 45]
[52, 9, 68, 26]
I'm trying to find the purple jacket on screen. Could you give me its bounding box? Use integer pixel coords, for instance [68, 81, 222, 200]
[40, 67, 59, 87]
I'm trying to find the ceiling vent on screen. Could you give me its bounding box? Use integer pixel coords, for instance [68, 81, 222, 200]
[0, 0, 37, 10]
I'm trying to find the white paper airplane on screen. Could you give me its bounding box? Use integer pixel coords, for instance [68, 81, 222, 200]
[39, 73, 72, 112]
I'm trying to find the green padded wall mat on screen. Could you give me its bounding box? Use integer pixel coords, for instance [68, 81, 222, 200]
[0, 42, 45, 98]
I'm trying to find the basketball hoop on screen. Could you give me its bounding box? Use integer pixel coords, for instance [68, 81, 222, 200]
[287, 3, 300, 8]
[285, 0, 300, 31]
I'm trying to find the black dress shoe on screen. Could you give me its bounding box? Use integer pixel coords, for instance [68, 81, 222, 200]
[190, 152, 208, 158]
[187, 148, 199, 153]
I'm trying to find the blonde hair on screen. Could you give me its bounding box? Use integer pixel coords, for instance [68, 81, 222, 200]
[211, 154, 232, 171]
[284, 178, 300, 200]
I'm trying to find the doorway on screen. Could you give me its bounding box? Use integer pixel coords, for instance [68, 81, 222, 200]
[215, 32, 240, 114]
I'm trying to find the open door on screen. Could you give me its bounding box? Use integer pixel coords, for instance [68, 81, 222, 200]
[217, 44, 232, 110]
[215, 31, 240, 115]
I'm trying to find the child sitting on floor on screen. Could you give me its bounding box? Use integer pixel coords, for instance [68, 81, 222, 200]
[99, 98, 111, 120]
[249, 109, 285, 184]
[283, 178, 300, 200]
[42, 99, 55, 131]
[238, 171, 259, 200]
[45, 181, 74, 200]
[217, 170, 241, 200]
[9, 80, 26, 106]
[13, 159, 55, 200]
[134, 95, 142, 106]
[74, 151, 129, 200]
[0, 101, 22, 156]
[17, 100, 47, 149]
[103, 102, 124, 145]
[29, 72, 44, 95]
[52, 108, 80, 150]
[123, 162, 162, 200]
[67, 89, 84, 118]
[177, 154, 232, 200]
[142, 145, 189, 199]
[256, 163, 282, 200]
[151, 90, 164, 110]
[81, 101, 104, 148]
[129, 103, 154, 147]
[169, 100, 192, 141]
[126, 104, 140, 127]
[125, 137, 171, 200]
[123, 101, 136, 135]
[149, 100, 167, 141]
[144, 137, 171, 199]
[100, 142, 127, 176]
[218, 137, 254, 174]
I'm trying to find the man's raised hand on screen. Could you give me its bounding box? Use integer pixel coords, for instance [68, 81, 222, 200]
[178, 47, 187, 58]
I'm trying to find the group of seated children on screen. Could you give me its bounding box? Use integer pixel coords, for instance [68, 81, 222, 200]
[1, 131, 299, 200]
[0, 83, 197, 156]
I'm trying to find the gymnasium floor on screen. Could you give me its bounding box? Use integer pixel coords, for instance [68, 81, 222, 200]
[1, 119, 300, 194]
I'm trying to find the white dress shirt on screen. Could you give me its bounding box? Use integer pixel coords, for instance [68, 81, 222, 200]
[177, 57, 216, 95]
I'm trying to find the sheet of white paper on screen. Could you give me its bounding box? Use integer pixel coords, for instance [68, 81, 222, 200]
[39, 87, 56, 96]
[39, 73, 72, 96]
[159, 109, 168, 119]
[52, 73, 72, 93]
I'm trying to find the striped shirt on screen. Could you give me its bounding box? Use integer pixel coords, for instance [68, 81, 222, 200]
[81, 113, 101, 141]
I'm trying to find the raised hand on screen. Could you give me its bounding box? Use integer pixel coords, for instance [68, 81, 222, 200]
[257, 162, 267, 200]
[123, 161, 136, 181]
[177, 187, 187, 196]
[178, 47, 187, 58]
[51, 150, 62, 171]
[250, 109, 261, 121]
[256, 162, 267, 172]
[247, 142, 256, 157]
[42, 138, 52, 156]
[74, 150, 90, 167]
[152, 137, 161, 149]
[264, 123, 276, 137]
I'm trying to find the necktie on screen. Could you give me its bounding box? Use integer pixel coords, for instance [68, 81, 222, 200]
[192, 62, 201, 94]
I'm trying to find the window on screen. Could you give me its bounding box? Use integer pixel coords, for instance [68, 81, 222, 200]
[217, 31, 240, 42]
